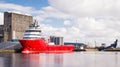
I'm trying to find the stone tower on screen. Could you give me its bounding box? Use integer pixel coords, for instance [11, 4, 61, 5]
[3, 12, 33, 42]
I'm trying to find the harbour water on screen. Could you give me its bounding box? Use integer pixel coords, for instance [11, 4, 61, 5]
[0, 52, 120, 67]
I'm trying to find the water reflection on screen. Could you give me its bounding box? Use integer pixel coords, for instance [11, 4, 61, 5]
[0, 53, 12, 67]
[0, 52, 120, 67]
[12, 53, 64, 67]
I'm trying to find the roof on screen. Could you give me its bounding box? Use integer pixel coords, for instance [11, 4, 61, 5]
[64, 42, 85, 46]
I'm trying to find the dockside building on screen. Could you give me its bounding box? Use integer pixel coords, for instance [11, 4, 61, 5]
[0, 12, 33, 42]
[50, 36, 64, 45]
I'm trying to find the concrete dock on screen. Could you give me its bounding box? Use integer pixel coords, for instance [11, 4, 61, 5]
[74, 48, 86, 51]
[104, 48, 120, 51]
[0, 42, 22, 53]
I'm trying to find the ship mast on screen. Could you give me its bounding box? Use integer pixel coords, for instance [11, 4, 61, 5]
[29, 20, 39, 28]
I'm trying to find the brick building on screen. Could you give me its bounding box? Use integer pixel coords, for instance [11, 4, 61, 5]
[0, 12, 33, 42]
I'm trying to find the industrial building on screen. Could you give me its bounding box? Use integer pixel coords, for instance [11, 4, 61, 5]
[50, 36, 64, 45]
[0, 12, 33, 42]
[0, 25, 4, 42]
[64, 42, 85, 48]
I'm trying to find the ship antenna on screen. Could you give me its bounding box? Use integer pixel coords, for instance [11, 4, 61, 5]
[34, 19, 39, 28]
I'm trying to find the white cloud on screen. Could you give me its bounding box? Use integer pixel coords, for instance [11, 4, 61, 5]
[47, 0, 120, 46]
[49, 0, 120, 17]
[34, 6, 72, 20]
[0, 2, 34, 15]
[64, 20, 71, 26]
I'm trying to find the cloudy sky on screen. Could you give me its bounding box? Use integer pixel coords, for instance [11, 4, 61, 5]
[0, 0, 120, 47]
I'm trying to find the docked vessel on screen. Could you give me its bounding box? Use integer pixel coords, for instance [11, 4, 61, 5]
[19, 21, 74, 53]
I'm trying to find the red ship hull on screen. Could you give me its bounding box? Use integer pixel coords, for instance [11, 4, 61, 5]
[19, 39, 74, 53]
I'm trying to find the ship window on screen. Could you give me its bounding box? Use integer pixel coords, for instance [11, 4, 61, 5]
[24, 34, 41, 36]
[23, 37, 40, 39]
[25, 30, 41, 32]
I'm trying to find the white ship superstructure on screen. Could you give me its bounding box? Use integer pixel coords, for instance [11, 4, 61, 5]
[23, 21, 42, 39]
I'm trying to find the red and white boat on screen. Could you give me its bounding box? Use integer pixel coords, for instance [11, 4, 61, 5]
[19, 21, 74, 53]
